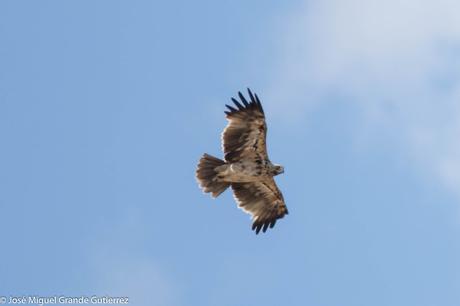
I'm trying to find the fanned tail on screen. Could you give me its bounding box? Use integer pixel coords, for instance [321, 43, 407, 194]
[196, 154, 230, 198]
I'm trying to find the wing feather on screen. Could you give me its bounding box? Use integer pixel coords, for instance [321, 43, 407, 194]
[222, 89, 267, 162]
[231, 178, 288, 234]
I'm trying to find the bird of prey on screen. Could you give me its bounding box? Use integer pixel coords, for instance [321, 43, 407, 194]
[196, 89, 288, 234]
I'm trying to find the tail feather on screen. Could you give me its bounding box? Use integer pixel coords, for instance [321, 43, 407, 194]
[196, 154, 230, 198]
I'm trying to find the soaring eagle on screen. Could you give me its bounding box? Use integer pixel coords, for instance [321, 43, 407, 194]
[196, 89, 288, 234]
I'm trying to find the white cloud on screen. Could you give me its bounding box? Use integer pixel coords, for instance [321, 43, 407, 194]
[269, 0, 460, 196]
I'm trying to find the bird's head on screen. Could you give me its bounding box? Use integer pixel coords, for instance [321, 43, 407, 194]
[273, 164, 284, 176]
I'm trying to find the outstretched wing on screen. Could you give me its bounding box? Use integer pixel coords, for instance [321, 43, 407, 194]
[231, 178, 288, 234]
[222, 89, 267, 163]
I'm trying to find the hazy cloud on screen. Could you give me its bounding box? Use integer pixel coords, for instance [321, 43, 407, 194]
[270, 0, 460, 196]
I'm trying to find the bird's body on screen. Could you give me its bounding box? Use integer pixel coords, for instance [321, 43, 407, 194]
[196, 89, 288, 234]
[216, 158, 279, 182]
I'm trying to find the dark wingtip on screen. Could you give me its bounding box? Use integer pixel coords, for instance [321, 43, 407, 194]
[226, 89, 264, 115]
[254, 93, 261, 106]
[238, 91, 249, 107]
[262, 222, 269, 233]
[252, 222, 262, 234]
[231, 97, 244, 110]
[247, 88, 256, 103]
[254, 93, 264, 114]
[225, 104, 237, 112]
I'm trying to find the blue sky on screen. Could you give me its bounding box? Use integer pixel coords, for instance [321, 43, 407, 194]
[1, 1, 460, 305]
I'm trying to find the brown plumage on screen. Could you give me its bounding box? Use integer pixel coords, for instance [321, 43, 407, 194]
[196, 89, 288, 234]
